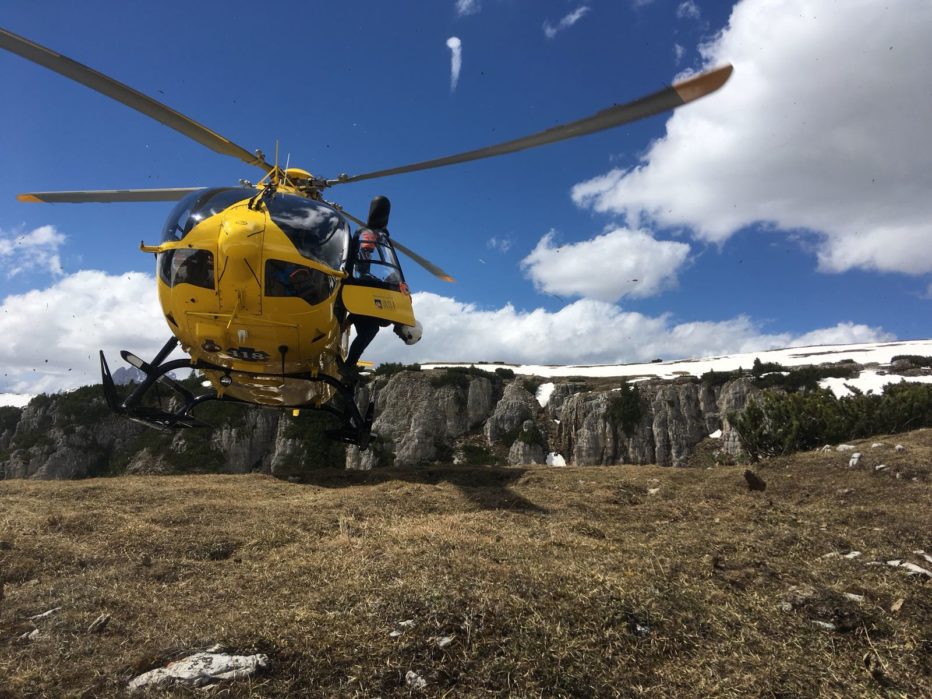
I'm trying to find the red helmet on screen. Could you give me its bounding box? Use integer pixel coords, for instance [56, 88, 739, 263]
[360, 229, 379, 252]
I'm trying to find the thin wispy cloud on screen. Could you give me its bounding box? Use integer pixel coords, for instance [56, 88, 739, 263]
[455, 0, 480, 17]
[543, 6, 591, 39]
[673, 43, 686, 64]
[446, 36, 463, 92]
[676, 0, 701, 20]
[487, 236, 513, 253]
[0, 225, 66, 278]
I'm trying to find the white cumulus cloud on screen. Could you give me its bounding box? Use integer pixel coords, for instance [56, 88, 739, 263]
[0, 269, 174, 396]
[0, 225, 66, 278]
[367, 292, 892, 367]
[1, 277, 894, 399]
[455, 0, 480, 17]
[446, 36, 463, 92]
[521, 228, 690, 302]
[571, 0, 932, 276]
[543, 6, 591, 39]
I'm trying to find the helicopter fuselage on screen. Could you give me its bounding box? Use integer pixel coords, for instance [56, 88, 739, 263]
[146, 181, 415, 408]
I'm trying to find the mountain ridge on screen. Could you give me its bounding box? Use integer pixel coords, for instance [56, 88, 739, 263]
[1, 340, 930, 480]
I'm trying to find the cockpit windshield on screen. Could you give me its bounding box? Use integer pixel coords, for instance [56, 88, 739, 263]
[160, 187, 257, 242]
[266, 194, 349, 271]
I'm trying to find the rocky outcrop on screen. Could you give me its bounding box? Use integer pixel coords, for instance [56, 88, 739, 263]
[346, 371, 498, 468]
[2, 397, 141, 479]
[485, 382, 538, 444]
[507, 420, 546, 465]
[1, 368, 761, 479]
[553, 378, 757, 467]
[211, 410, 280, 473]
[349, 370, 758, 469]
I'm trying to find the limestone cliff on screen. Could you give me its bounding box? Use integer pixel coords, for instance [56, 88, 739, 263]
[2, 369, 759, 479]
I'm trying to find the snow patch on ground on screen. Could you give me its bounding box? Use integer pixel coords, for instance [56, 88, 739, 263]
[0, 393, 33, 407]
[546, 452, 566, 467]
[536, 382, 555, 407]
[422, 339, 932, 380]
[819, 371, 932, 398]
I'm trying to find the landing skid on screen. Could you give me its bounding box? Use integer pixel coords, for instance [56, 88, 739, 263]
[100, 337, 374, 448]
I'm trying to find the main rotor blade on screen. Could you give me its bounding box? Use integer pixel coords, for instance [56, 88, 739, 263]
[391, 239, 455, 283]
[17, 188, 203, 204]
[0, 27, 272, 171]
[329, 65, 732, 185]
[337, 205, 455, 282]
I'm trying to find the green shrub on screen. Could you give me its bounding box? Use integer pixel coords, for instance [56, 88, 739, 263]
[701, 369, 744, 387]
[701, 362, 859, 393]
[494, 367, 516, 379]
[755, 364, 859, 392]
[521, 378, 543, 396]
[283, 410, 347, 468]
[374, 362, 421, 377]
[0, 406, 21, 433]
[10, 430, 54, 451]
[54, 385, 111, 423]
[461, 444, 498, 465]
[429, 366, 494, 390]
[429, 371, 470, 390]
[891, 355, 932, 368]
[516, 423, 545, 447]
[731, 382, 932, 461]
[189, 398, 253, 426]
[170, 433, 227, 472]
[608, 383, 642, 434]
[433, 440, 454, 463]
[751, 357, 786, 377]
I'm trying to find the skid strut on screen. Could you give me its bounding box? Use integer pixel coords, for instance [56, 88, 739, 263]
[100, 338, 374, 447]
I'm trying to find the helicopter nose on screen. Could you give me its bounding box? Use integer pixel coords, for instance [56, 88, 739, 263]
[219, 213, 264, 262]
[217, 209, 265, 313]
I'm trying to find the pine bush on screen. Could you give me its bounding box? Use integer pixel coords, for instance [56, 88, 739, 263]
[731, 383, 932, 461]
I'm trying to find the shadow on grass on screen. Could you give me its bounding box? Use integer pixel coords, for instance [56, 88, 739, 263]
[297, 465, 549, 514]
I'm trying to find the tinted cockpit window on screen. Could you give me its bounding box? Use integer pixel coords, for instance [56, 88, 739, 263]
[158, 249, 215, 289]
[265, 259, 336, 305]
[160, 187, 257, 242]
[266, 194, 349, 270]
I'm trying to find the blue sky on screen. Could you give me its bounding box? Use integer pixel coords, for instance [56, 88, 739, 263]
[1, 0, 930, 399]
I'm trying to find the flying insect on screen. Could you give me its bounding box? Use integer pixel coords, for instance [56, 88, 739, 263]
[0, 27, 732, 448]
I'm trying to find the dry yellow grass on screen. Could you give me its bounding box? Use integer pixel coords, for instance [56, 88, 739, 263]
[1, 430, 930, 697]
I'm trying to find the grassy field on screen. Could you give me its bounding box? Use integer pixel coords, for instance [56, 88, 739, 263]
[1, 431, 930, 698]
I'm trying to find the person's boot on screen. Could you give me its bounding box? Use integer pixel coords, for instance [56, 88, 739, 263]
[336, 356, 360, 386]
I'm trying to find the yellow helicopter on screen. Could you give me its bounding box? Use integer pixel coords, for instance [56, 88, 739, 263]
[0, 26, 732, 448]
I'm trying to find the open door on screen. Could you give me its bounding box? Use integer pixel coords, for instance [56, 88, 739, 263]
[341, 234, 415, 326]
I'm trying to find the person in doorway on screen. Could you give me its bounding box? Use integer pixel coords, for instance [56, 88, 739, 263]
[338, 197, 423, 384]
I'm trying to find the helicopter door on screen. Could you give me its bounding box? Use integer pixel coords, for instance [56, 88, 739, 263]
[341, 236, 415, 326]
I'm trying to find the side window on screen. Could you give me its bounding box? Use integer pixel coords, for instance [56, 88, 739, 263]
[265, 260, 336, 305]
[352, 235, 404, 290]
[158, 249, 215, 289]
